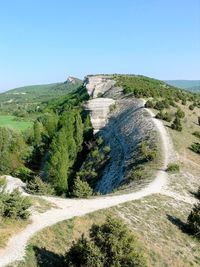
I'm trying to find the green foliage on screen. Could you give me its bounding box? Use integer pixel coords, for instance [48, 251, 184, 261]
[26, 176, 55, 195]
[154, 100, 169, 110]
[13, 167, 33, 182]
[45, 128, 70, 195]
[76, 139, 111, 188]
[145, 100, 154, 108]
[189, 104, 195, 111]
[0, 127, 28, 175]
[187, 202, 200, 238]
[193, 131, 200, 139]
[0, 115, 32, 132]
[71, 177, 93, 198]
[190, 143, 200, 154]
[166, 163, 180, 173]
[140, 141, 157, 161]
[175, 108, 185, 118]
[128, 167, 143, 182]
[65, 217, 146, 267]
[171, 116, 182, 131]
[0, 79, 82, 115]
[0, 177, 6, 187]
[0, 189, 31, 220]
[155, 111, 172, 122]
[115, 75, 192, 100]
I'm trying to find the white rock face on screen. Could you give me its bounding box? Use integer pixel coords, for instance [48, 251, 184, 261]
[85, 98, 115, 133]
[84, 75, 116, 133]
[84, 75, 116, 98]
[2, 175, 26, 193]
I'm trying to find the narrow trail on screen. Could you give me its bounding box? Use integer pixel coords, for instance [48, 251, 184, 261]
[0, 103, 179, 267]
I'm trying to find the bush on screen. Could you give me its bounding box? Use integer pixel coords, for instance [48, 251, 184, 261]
[65, 217, 146, 267]
[155, 111, 172, 122]
[166, 163, 180, 173]
[14, 167, 33, 182]
[171, 116, 182, 131]
[140, 141, 157, 161]
[193, 131, 200, 139]
[0, 189, 31, 219]
[128, 167, 143, 182]
[154, 100, 169, 110]
[175, 108, 185, 118]
[182, 99, 187, 105]
[26, 176, 55, 195]
[187, 202, 200, 238]
[145, 100, 154, 108]
[103, 145, 111, 154]
[72, 177, 93, 198]
[189, 104, 195, 111]
[190, 143, 200, 154]
[0, 177, 6, 187]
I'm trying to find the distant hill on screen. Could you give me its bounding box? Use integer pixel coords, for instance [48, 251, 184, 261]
[0, 76, 82, 104]
[165, 80, 200, 92]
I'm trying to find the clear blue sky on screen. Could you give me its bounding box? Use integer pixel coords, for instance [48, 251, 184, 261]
[0, 0, 199, 91]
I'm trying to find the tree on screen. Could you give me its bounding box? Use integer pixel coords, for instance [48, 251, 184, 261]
[72, 177, 93, 198]
[65, 217, 146, 267]
[171, 116, 182, 131]
[33, 120, 43, 147]
[45, 128, 69, 195]
[187, 202, 200, 238]
[74, 111, 83, 152]
[0, 128, 28, 175]
[175, 108, 185, 118]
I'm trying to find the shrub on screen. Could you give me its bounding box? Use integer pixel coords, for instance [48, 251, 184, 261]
[187, 202, 200, 238]
[26, 176, 55, 195]
[193, 131, 200, 139]
[155, 111, 172, 122]
[190, 143, 200, 154]
[65, 217, 147, 267]
[0, 189, 31, 219]
[145, 100, 154, 108]
[166, 163, 180, 173]
[171, 116, 182, 131]
[189, 104, 195, 111]
[154, 100, 169, 110]
[128, 167, 143, 182]
[175, 108, 185, 118]
[14, 167, 33, 182]
[0, 177, 6, 187]
[140, 141, 157, 161]
[103, 145, 111, 154]
[182, 99, 187, 105]
[72, 177, 93, 198]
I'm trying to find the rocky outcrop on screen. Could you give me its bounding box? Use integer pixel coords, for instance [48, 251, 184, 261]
[84, 75, 116, 98]
[85, 98, 115, 133]
[84, 75, 116, 133]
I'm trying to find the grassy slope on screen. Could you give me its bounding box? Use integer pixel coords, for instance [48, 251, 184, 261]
[0, 196, 54, 248]
[0, 115, 33, 132]
[13, 195, 199, 267]
[0, 79, 82, 104]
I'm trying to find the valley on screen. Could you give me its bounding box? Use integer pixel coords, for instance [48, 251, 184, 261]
[0, 74, 199, 267]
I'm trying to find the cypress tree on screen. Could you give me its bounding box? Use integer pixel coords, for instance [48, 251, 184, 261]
[74, 111, 83, 152]
[46, 128, 69, 195]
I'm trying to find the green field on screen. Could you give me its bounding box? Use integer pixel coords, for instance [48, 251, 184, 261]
[0, 115, 33, 132]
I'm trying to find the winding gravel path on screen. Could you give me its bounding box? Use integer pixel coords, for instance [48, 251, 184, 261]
[0, 103, 172, 267]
